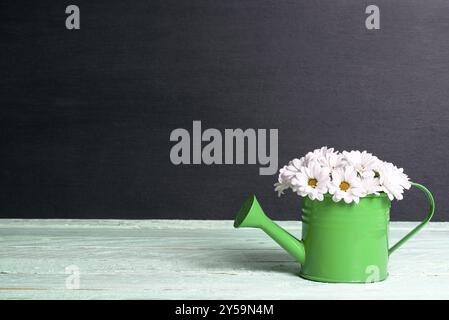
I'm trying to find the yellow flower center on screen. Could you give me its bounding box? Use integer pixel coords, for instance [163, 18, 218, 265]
[308, 178, 318, 188]
[339, 181, 350, 191]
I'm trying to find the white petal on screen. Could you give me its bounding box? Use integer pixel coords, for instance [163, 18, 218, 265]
[343, 195, 353, 204]
[291, 158, 303, 170]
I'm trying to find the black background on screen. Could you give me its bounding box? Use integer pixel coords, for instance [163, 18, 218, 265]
[1, 1, 448, 220]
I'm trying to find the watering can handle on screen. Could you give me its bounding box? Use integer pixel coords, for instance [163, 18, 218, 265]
[388, 182, 435, 255]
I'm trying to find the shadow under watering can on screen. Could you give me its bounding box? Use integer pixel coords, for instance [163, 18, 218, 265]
[234, 182, 435, 283]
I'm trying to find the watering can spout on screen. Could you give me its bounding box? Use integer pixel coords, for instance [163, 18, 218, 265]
[234, 195, 306, 265]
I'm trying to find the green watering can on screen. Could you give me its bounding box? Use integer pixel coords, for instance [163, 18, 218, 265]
[234, 182, 435, 283]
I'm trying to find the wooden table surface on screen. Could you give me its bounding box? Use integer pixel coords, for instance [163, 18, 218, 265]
[1, 219, 448, 299]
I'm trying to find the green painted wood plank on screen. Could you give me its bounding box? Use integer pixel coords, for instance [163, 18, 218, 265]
[1, 220, 449, 299]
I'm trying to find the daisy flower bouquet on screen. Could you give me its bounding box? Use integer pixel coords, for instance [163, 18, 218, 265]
[235, 146, 435, 283]
[275, 147, 412, 204]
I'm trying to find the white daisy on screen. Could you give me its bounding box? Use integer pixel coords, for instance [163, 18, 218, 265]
[329, 167, 364, 204]
[343, 150, 381, 178]
[303, 146, 335, 166]
[291, 163, 330, 201]
[274, 158, 305, 196]
[377, 162, 411, 200]
[360, 176, 382, 196]
[274, 169, 292, 197]
[288, 158, 304, 172]
[318, 150, 346, 172]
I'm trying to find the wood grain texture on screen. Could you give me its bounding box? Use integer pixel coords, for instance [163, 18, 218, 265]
[1, 219, 449, 299]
